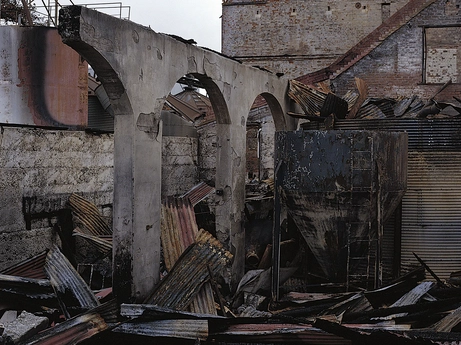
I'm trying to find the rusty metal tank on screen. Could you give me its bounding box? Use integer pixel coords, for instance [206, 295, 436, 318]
[275, 130, 407, 283]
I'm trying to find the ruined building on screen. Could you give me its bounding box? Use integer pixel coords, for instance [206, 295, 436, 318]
[223, 0, 461, 280]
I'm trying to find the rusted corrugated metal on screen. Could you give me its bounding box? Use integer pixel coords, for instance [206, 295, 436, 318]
[0, 273, 55, 300]
[288, 80, 326, 117]
[72, 228, 112, 255]
[68, 193, 112, 236]
[209, 323, 350, 344]
[160, 197, 217, 315]
[113, 319, 209, 340]
[160, 196, 198, 271]
[301, 118, 461, 152]
[145, 229, 232, 310]
[0, 250, 47, 280]
[45, 246, 99, 318]
[120, 303, 225, 319]
[181, 182, 215, 206]
[24, 311, 108, 345]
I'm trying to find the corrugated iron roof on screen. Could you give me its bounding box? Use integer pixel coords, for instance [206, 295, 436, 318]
[72, 227, 112, 255]
[24, 310, 109, 345]
[120, 303, 225, 319]
[68, 193, 112, 236]
[181, 182, 215, 206]
[209, 323, 350, 344]
[0, 250, 48, 280]
[113, 319, 209, 340]
[145, 229, 232, 310]
[0, 273, 55, 300]
[45, 246, 100, 318]
[160, 198, 217, 315]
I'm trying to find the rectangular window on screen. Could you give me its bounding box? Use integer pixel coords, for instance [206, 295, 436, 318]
[424, 26, 461, 84]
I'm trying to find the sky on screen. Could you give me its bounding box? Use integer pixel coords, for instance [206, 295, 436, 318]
[53, 1, 223, 51]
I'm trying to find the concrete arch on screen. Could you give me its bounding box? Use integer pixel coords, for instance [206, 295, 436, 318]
[59, 5, 290, 301]
[193, 74, 231, 125]
[260, 92, 286, 131]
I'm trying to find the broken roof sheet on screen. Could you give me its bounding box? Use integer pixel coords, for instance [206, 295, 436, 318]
[68, 193, 112, 236]
[45, 246, 100, 318]
[145, 229, 232, 310]
[180, 182, 215, 206]
[0, 250, 47, 280]
[0, 273, 54, 300]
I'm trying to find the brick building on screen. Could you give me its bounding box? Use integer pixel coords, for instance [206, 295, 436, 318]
[222, 0, 409, 79]
[222, 0, 461, 101]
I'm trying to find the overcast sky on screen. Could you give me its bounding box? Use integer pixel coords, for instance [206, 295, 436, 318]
[54, 1, 223, 51]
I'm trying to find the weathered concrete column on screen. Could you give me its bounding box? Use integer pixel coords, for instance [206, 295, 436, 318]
[59, 6, 169, 302]
[215, 122, 247, 288]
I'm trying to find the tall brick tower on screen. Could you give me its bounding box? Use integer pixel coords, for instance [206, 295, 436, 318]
[222, 0, 409, 78]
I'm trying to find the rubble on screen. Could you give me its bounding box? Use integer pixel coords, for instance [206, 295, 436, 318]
[3, 167, 461, 344]
[288, 79, 461, 122]
[1, 311, 48, 344]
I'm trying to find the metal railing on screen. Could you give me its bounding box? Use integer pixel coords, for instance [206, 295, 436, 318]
[32, 1, 130, 27]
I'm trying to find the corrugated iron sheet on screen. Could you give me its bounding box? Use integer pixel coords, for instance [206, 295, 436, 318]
[0, 250, 48, 280]
[145, 229, 232, 310]
[181, 182, 215, 206]
[24, 311, 108, 345]
[0, 273, 55, 300]
[72, 228, 112, 255]
[401, 151, 461, 279]
[45, 246, 100, 317]
[120, 303, 225, 319]
[68, 193, 112, 236]
[301, 118, 461, 152]
[288, 80, 327, 117]
[209, 323, 350, 344]
[161, 196, 198, 271]
[160, 197, 217, 315]
[113, 319, 208, 340]
[88, 95, 114, 132]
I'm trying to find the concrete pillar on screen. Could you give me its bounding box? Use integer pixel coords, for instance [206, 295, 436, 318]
[215, 122, 247, 289]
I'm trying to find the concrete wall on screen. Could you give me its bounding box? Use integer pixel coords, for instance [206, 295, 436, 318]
[331, 0, 461, 101]
[222, 0, 408, 78]
[0, 26, 87, 127]
[0, 126, 113, 271]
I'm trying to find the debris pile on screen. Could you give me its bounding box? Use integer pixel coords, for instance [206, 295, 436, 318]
[288, 79, 461, 122]
[3, 192, 461, 343]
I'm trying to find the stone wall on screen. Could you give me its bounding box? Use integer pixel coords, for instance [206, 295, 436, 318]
[197, 123, 218, 184]
[0, 127, 114, 271]
[222, 0, 408, 78]
[331, 0, 461, 101]
[161, 136, 199, 197]
[0, 125, 201, 270]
